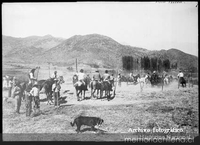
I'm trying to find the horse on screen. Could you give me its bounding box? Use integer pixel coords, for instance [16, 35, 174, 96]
[37, 76, 65, 105]
[178, 77, 186, 88]
[126, 74, 140, 85]
[90, 79, 102, 99]
[99, 80, 113, 100]
[163, 75, 170, 85]
[150, 73, 164, 90]
[73, 74, 89, 101]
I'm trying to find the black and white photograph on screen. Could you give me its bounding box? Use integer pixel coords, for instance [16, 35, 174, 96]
[2, 2, 198, 142]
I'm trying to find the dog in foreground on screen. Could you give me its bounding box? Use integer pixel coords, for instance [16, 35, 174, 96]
[70, 116, 104, 133]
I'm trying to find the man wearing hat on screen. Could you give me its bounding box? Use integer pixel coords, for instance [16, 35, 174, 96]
[29, 68, 37, 84]
[25, 80, 33, 117]
[51, 71, 58, 80]
[177, 70, 184, 78]
[92, 70, 101, 82]
[151, 70, 158, 85]
[12, 80, 22, 114]
[30, 82, 40, 113]
[75, 69, 86, 87]
[52, 79, 61, 107]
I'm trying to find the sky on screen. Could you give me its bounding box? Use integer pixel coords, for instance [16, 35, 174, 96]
[2, 2, 198, 56]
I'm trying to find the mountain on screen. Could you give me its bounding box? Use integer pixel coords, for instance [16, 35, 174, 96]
[3, 34, 198, 70]
[2, 35, 65, 61]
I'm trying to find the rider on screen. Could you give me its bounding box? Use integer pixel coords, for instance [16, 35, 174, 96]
[29, 67, 38, 84]
[51, 71, 58, 80]
[92, 70, 101, 82]
[103, 70, 110, 82]
[151, 71, 158, 85]
[76, 69, 86, 86]
[177, 70, 184, 78]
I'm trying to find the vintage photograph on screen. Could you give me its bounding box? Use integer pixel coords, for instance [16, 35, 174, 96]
[2, 2, 198, 142]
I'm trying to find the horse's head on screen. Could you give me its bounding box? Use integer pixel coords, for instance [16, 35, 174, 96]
[58, 76, 65, 84]
[73, 74, 78, 84]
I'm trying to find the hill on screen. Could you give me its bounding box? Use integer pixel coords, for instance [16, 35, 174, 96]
[3, 34, 198, 70]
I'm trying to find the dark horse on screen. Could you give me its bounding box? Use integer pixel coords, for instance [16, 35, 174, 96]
[100, 80, 112, 100]
[73, 74, 89, 101]
[90, 79, 102, 99]
[37, 76, 65, 105]
[178, 77, 186, 88]
[91, 78, 112, 100]
[150, 73, 164, 90]
[127, 74, 140, 85]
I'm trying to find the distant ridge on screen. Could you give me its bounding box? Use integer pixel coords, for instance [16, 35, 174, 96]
[3, 34, 198, 70]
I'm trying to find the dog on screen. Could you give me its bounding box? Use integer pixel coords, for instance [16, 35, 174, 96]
[70, 116, 104, 133]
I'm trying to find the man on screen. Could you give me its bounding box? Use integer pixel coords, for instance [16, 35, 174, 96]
[92, 70, 101, 82]
[110, 74, 115, 87]
[6, 77, 13, 102]
[177, 70, 184, 78]
[117, 73, 122, 87]
[52, 79, 61, 107]
[25, 81, 33, 117]
[12, 81, 22, 114]
[51, 71, 58, 80]
[76, 69, 86, 86]
[177, 70, 185, 86]
[103, 70, 110, 82]
[29, 68, 37, 83]
[151, 71, 158, 85]
[30, 82, 40, 113]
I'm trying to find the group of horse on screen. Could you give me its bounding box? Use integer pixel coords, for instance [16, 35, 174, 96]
[3, 75, 65, 105]
[124, 72, 190, 90]
[72, 74, 115, 101]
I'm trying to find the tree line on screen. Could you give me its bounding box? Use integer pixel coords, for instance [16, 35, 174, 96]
[122, 56, 178, 72]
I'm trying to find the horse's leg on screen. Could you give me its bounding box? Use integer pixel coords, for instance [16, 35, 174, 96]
[83, 90, 85, 100]
[76, 89, 79, 101]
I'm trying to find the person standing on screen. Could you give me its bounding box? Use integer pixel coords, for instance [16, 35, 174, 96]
[30, 82, 40, 114]
[51, 71, 58, 80]
[52, 79, 61, 107]
[12, 81, 22, 114]
[117, 73, 122, 87]
[25, 82, 33, 117]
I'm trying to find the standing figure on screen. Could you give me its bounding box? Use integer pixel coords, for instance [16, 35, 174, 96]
[117, 73, 122, 87]
[51, 71, 58, 80]
[30, 82, 40, 113]
[25, 82, 33, 117]
[12, 81, 22, 114]
[29, 68, 37, 84]
[52, 79, 61, 107]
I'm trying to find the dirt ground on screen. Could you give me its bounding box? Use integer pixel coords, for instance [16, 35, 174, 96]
[2, 63, 199, 141]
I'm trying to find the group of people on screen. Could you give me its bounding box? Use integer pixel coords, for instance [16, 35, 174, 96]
[74, 69, 122, 89]
[4, 67, 61, 117]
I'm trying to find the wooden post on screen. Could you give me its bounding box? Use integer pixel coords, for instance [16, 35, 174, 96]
[36, 67, 40, 81]
[76, 58, 78, 73]
[48, 62, 51, 78]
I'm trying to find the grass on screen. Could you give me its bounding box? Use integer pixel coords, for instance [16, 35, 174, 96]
[2, 63, 199, 141]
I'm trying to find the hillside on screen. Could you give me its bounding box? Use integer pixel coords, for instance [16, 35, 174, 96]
[3, 35, 65, 61]
[3, 34, 198, 70]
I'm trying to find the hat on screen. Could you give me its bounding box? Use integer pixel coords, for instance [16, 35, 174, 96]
[153, 71, 156, 73]
[33, 84, 38, 87]
[105, 70, 108, 73]
[80, 69, 84, 73]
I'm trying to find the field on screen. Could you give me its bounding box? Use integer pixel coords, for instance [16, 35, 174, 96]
[2, 62, 199, 141]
